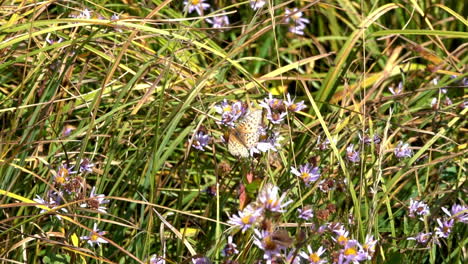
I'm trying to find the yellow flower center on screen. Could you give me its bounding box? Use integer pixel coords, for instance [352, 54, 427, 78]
[223, 105, 232, 112]
[344, 247, 357, 256]
[338, 235, 348, 245]
[292, 14, 300, 20]
[309, 253, 320, 262]
[90, 233, 99, 241]
[55, 176, 66, 184]
[267, 199, 279, 208]
[191, 0, 200, 5]
[58, 167, 69, 177]
[301, 172, 310, 179]
[241, 215, 251, 224]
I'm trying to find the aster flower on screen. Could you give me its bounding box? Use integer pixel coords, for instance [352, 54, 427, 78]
[111, 13, 119, 21]
[394, 142, 413, 158]
[285, 8, 310, 35]
[317, 224, 328, 234]
[55, 164, 76, 185]
[191, 131, 211, 151]
[253, 229, 285, 262]
[291, 163, 320, 185]
[333, 228, 350, 246]
[257, 184, 293, 213]
[358, 133, 372, 145]
[79, 158, 94, 173]
[149, 255, 165, 264]
[434, 218, 454, 238]
[206, 14, 229, 29]
[316, 136, 330, 150]
[284, 93, 307, 112]
[407, 232, 432, 244]
[256, 131, 281, 152]
[250, 0, 266, 10]
[227, 205, 262, 232]
[373, 134, 381, 144]
[265, 107, 287, 124]
[338, 240, 367, 264]
[80, 223, 108, 246]
[442, 204, 468, 223]
[409, 199, 429, 217]
[215, 100, 246, 127]
[221, 236, 239, 257]
[33, 193, 68, 220]
[45, 34, 63, 45]
[389, 82, 403, 95]
[362, 235, 377, 259]
[183, 0, 210, 16]
[298, 206, 314, 220]
[62, 124, 76, 137]
[299, 245, 327, 264]
[80, 186, 109, 213]
[346, 144, 360, 163]
[408, 199, 430, 220]
[259, 93, 285, 111]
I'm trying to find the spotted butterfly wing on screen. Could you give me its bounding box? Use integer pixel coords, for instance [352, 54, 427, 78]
[228, 109, 262, 157]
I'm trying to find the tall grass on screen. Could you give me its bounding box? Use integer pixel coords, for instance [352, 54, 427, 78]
[0, 0, 466, 263]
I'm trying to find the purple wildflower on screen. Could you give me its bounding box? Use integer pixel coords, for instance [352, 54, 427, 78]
[442, 204, 468, 223]
[435, 218, 454, 238]
[291, 163, 320, 185]
[408, 199, 430, 220]
[394, 142, 413, 158]
[191, 131, 210, 151]
[346, 144, 360, 163]
[183, 0, 210, 15]
[298, 206, 314, 220]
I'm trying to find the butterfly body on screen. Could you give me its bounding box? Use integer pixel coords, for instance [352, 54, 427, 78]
[228, 109, 262, 157]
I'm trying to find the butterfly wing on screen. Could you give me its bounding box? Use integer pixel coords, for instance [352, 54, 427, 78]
[228, 109, 262, 157]
[228, 130, 250, 157]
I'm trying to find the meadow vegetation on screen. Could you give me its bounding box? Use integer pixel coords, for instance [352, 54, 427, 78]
[0, 0, 467, 263]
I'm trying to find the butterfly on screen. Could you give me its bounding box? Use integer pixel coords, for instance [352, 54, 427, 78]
[228, 109, 262, 157]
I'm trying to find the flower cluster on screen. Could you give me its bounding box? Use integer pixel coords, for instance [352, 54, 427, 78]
[33, 159, 110, 247]
[226, 182, 380, 263]
[407, 202, 467, 245]
[227, 184, 293, 262]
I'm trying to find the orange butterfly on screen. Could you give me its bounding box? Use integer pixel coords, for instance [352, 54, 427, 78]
[228, 109, 262, 157]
